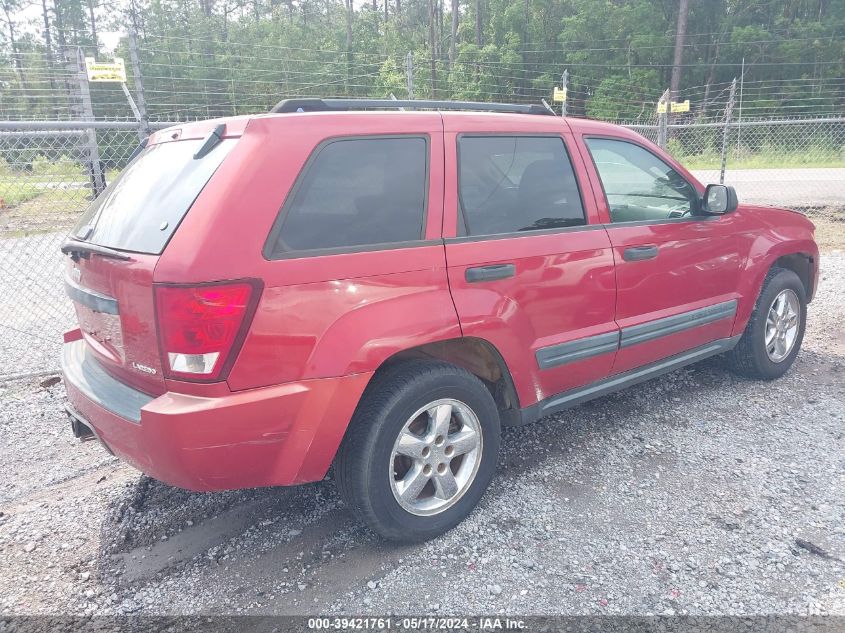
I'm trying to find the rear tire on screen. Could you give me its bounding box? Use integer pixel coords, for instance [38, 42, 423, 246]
[726, 267, 806, 380]
[335, 360, 500, 542]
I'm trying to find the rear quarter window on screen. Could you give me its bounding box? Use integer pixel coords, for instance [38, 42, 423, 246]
[265, 136, 428, 257]
[72, 138, 236, 255]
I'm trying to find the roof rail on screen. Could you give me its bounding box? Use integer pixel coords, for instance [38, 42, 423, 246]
[269, 98, 556, 116]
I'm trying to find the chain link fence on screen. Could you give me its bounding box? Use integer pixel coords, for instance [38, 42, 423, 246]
[1, 115, 843, 379]
[629, 117, 845, 210]
[0, 121, 170, 378]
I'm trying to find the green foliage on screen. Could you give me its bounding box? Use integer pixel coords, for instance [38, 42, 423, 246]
[0, 181, 44, 207]
[375, 57, 407, 97]
[0, 0, 842, 121]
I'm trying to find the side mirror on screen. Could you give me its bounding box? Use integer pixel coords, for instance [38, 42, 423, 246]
[702, 184, 738, 214]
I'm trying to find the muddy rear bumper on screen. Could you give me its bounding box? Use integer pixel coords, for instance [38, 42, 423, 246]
[61, 339, 373, 491]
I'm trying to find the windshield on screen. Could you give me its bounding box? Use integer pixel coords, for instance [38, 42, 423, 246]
[72, 138, 236, 255]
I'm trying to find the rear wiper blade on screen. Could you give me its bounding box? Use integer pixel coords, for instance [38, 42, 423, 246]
[61, 239, 132, 261]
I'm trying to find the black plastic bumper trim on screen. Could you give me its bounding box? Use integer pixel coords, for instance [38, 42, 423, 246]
[61, 340, 153, 423]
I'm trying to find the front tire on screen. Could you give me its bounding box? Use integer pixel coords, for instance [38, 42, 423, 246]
[335, 360, 500, 542]
[726, 267, 807, 380]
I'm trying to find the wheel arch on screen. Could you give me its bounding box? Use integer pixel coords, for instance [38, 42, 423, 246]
[733, 241, 818, 337]
[375, 336, 522, 425]
[773, 252, 815, 303]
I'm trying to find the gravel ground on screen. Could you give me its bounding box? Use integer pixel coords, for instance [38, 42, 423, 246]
[1, 249, 843, 617]
[0, 231, 74, 376]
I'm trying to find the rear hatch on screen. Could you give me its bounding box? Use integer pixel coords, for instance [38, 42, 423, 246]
[64, 131, 237, 395]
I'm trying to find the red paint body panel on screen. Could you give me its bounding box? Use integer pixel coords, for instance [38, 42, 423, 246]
[445, 234, 618, 405]
[65, 367, 372, 490]
[602, 217, 745, 373]
[230, 263, 461, 390]
[61, 110, 819, 492]
[442, 122, 617, 405]
[571, 126, 818, 374]
[66, 253, 166, 396]
[730, 205, 819, 334]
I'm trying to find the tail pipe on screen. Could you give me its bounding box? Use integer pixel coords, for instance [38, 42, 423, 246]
[64, 404, 113, 456]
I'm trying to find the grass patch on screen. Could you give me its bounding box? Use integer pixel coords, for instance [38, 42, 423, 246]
[679, 153, 845, 170]
[0, 186, 92, 238]
[668, 143, 845, 170]
[0, 181, 45, 207]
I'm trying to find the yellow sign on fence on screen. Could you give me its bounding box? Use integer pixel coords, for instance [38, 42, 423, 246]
[553, 86, 567, 103]
[657, 99, 690, 114]
[671, 99, 690, 113]
[84, 57, 127, 83]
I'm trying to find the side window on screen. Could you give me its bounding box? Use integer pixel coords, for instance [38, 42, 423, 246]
[585, 138, 698, 223]
[268, 136, 427, 255]
[457, 136, 585, 236]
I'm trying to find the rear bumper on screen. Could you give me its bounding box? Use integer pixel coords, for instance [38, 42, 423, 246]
[61, 340, 372, 491]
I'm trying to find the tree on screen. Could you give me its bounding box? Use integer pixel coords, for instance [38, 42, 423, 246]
[86, 0, 98, 51]
[448, 0, 457, 66]
[0, 0, 843, 122]
[0, 0, 27, 90]
[670, 0, 689, 101]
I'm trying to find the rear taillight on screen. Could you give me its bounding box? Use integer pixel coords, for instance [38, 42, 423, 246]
[154, 280, 262, 382]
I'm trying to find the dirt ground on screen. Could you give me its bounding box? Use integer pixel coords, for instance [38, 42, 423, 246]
[809, 207, 845, 252]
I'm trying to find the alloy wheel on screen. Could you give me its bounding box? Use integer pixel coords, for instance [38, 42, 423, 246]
[765, 288, 800, 363]
[389, 398, 483, 516]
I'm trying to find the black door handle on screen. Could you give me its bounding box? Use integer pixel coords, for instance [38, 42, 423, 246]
[465, 263, 516, 282]
[623, 245, 658, 262]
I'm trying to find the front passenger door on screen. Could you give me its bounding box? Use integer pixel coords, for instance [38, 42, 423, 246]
[583, 136, 742, 374]
[580, 136, 744, 375]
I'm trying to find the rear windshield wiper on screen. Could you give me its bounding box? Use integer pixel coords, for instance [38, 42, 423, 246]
[61, 239, 132, 261]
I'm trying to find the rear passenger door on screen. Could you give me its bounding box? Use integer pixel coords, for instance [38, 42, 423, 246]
[443, 121, 618, 411]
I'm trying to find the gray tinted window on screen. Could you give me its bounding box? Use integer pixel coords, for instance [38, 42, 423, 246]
[73, 138, 235, 254]
[271, 137, 427, 254]
[458, 136, 585, 236]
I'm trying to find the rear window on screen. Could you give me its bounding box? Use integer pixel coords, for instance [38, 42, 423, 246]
[72, 138, 236, 255]
[266, 136, 428, 257]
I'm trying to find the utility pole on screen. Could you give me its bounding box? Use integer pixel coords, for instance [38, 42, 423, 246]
[428, 0, 437, 98]
[40, 0, 59, 118]
[128, 27, 150, 141]
[657, 88, 670, 149]
[449, 0, 458, 69]
[561, 69, 568, 117]
[737, 57, 745, 150]
[67, 46, 106, 197]
[719, 78, 737, 185]
[670, 0, 689, 102]
[406, 51, 414, 99]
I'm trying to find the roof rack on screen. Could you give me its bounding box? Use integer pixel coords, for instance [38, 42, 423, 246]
[269, 98, 555, 116]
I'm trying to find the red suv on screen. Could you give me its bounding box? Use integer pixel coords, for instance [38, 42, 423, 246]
[61, 99, 819, 541]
